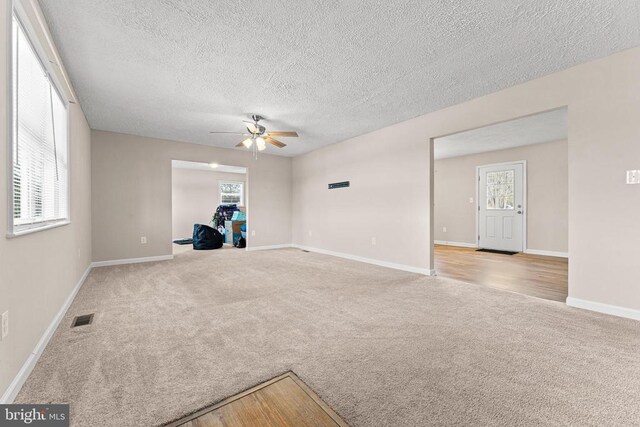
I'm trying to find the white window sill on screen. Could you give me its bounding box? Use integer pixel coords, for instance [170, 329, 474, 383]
[6, 220, 71, 238]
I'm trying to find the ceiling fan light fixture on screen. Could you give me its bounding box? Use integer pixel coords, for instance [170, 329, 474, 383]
[212, 115, 297, 154]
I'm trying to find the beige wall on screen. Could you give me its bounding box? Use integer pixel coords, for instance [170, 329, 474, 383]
[434, 140, 568, 253]
[91, 131, 291, 261]
[292, 127, 430, 270]
[0, 4, 93, 397]
[293, 47, 640, 311]
[171, 168, 246, 239]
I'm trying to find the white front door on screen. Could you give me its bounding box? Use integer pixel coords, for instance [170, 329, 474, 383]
[478, 162, 524, 252]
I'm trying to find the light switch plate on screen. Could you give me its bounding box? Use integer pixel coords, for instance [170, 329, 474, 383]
[626, 170, 640, 184]
[140, 236, 147, 244]
[1, 311, 8, 340]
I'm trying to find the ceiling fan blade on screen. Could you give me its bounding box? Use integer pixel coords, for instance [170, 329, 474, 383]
[265, 137, 286, 148]
[209, 131, 249, 135]
[243, 121, 259, 134]
[265, 131, 298, 137]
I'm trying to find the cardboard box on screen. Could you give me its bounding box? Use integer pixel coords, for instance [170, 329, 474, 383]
[225, 220, 246, 244]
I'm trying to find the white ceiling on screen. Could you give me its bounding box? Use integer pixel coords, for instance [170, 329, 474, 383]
[171, 160, 246, 174]
[434, 108, 567, 160]
[39, 1, 640, 157]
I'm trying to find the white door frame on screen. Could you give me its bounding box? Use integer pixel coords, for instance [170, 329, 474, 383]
[475, 160, 527, 251]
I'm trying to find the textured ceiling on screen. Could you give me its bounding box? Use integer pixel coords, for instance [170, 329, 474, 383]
[39, 1, 640, 157]
[434, 108, 567, 160]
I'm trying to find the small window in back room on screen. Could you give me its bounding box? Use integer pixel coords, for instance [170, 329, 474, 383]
[219, 181, 244, 205]
[9, 13, 69, 235]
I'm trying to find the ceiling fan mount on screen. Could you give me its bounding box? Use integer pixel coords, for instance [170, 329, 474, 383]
[247, 114, 266, 136]
[209, 114, 298, 155]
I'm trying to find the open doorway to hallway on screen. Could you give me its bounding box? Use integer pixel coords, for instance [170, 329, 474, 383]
[432, 108, 568, 302]
[171, 160, 248, 255]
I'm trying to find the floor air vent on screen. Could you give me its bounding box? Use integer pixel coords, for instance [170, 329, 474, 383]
[71, 313, 94, 328]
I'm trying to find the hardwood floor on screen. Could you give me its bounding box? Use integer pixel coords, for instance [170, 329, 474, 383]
[434, 245, 568, 302]
[167, 372, 348, 427]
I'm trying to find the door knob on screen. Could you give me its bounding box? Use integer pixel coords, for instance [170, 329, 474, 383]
[517, 210, 522, 214]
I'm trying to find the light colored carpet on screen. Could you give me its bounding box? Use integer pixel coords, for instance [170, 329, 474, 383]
[16, 247, 640, 426]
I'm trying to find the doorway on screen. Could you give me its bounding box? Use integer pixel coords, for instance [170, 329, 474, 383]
[432, 108, 568, 302]
[171, 160, 248, 254]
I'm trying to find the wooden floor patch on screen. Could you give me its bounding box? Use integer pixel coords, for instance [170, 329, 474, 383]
[435, 245, 568, 302]
[165, 372, 348, 427]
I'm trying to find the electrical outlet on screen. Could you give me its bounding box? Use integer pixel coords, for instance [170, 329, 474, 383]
[251, 230, 256, 237]
[627, 170, 640, 184]
[140, 236, 147, 244]
[2, 311, 8, 340]
[371, 237, 377, 245]
[443, 227, 447, 233]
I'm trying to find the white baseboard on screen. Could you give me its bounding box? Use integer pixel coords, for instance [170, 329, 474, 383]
[292, 244, 435, 276]
[1, 264, 92, 404]
[434, 240, 477, 248]
[566, 297, 640, 321]
[524, 248, 568, 258]
[91, 254, 174, 267]
[245, 244, 293, 252]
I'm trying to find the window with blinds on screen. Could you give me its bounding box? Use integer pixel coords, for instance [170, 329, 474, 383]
[10, 14, 69, 234]
[219, 181, 244, 206]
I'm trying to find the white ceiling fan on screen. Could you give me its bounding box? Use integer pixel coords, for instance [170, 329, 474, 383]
[209, 115, 298, 155]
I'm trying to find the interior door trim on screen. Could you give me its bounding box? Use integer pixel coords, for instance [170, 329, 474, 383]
[476, 160, 527, 251]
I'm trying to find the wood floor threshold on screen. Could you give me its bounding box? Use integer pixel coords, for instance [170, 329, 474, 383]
[163, 371, 349, 427]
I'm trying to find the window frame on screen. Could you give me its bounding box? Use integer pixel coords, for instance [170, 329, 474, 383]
[7, 4, 71, 238]
[219, 180, 244, 207]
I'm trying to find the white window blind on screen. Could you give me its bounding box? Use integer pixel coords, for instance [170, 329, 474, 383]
[11, 14, 69, 234]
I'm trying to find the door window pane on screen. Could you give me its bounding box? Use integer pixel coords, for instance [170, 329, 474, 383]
[486, 170, 514, 210]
